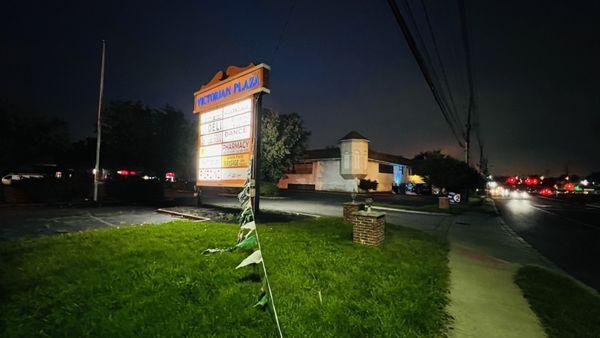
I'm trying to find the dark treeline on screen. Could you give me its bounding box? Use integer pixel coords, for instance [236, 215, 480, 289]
[1, 101, 196, 179]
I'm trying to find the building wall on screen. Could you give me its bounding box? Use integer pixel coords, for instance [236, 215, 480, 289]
[278, 159, 410, 193]
[365, 162, 395, 192]
[277, 162, 317, 189]
[340, 139, 368, 179]
[317, 160, 357, 191]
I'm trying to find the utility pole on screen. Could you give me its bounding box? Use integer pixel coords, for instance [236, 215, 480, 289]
[464, 101, 472, 165]
[93, 40, 106, 203]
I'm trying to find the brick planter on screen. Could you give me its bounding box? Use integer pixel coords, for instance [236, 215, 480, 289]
[351, 210, 385, 246]
[343, 202, 364, 222]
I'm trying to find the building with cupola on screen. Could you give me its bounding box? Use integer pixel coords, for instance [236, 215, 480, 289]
[277, 131, 412, 192]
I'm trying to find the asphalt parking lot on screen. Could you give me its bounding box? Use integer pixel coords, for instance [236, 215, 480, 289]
[0, 206, 175, 240]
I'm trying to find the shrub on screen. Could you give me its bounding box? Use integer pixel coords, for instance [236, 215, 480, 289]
[359, 179, 378, 192]
[260, 182, 280, 197]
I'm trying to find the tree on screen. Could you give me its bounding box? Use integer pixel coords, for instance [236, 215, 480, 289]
[260, 109, 310, 183]
[152, 105, 196, 179]
[100, 100, 154, 169]
[0, 103, 69, 170]
[412, 150, 483, 192]
[99, 101, 195, 177]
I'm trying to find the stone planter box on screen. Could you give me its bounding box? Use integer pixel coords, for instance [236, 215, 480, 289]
[343, 202, 364, 222]
[351, 210, 385, 246]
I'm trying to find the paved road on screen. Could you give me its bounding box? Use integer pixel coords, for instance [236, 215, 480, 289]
[495, 195, 600, 291]
[0, 206, 175, 240]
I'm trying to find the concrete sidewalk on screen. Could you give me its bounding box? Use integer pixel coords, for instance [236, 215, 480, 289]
[438, 213, 552, 337]
[447, 243, 545, 337]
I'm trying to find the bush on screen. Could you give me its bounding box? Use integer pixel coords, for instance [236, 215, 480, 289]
[359, 179, 378, 192]
[260, 182, 280, 197]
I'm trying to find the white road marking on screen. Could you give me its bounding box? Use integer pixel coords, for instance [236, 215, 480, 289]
[87, 213, 117, 227]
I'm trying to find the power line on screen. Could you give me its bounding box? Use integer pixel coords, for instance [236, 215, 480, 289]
[386, 0, 465, 148]
[400, 0, 463, 136]
[270, 0, 297, 66]
[418, 0, 462, 129]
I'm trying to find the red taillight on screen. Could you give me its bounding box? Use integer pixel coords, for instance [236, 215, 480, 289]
[117, 170, 129, 176]
[507, 177, 517, 184]
[540, 188, 552, 196]
[165, 172, 175, 178]
[129, 171, 137, 175]
[564, 183, 574, 191]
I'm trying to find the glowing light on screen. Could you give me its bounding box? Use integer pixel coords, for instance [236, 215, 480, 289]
[117, 170, 129, 176]
[564, 183, 574, 191]
[540, 188, 553, 196]
[581, 179, 589, 186]
[507, 177, 517, 184]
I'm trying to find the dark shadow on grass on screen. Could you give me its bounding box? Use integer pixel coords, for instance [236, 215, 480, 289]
[255, 212, 311, 223]
[238, 273, 262, 283]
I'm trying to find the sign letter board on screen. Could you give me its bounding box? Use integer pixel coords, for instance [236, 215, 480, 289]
[193, 63, 270, 187]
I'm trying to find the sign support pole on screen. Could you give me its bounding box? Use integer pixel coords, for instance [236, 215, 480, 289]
[251, 93, 262, 216]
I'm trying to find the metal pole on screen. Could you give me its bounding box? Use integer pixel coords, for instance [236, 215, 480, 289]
[251, 94, 262, 216]
[93, 40, 106, 203]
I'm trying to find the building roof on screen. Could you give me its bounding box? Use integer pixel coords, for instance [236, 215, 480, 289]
[339, 130, 368, 141]
[302, 147, 411, 166]
[303, 148, 340, 160]
[368, 149, 411, 165]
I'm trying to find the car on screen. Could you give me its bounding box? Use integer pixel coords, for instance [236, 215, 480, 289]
[538, 187, 554, 196]
[509, 189, 529, 199]
[1, 173, 45, 185]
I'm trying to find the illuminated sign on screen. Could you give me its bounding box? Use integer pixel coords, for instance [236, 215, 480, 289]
[194, 64, 269, 187]
[196, 96, 253, 186]
[193, 64, 270, 113]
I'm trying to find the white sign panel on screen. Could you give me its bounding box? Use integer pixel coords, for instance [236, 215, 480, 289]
[201, 132, 223, 146]
[223, 99, 251, 118]
[199, 144, 222, 157]
[222, 140, 250, 155]
[222, 168, 248, 180]
[201, 108, 223, 124]
[198, 168, 222, 181]
[222, 112, 251, 130]
[223, 125, 251, 142]
[201, 120, 222, 135]
[199, 156, 222, 169]
[197, 97, 253, 186]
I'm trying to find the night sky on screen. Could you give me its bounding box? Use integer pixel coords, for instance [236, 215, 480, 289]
[2, 0, 599, 176]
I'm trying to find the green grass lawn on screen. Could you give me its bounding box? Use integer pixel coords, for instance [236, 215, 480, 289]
[375, 195, 495, 215]
[0, 217, 449, 337]
[515, 266, 600, 338]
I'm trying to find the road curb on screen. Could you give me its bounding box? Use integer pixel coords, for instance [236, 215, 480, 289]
[371, 205, 448, 216]
[217, 193, 287, 200]
[489, 198, 558, 269]
[156, 208, 211, 221]
[199, 202, 321, 218]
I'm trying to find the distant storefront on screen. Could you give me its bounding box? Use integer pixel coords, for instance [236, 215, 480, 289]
[278, 131, 412, 192]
